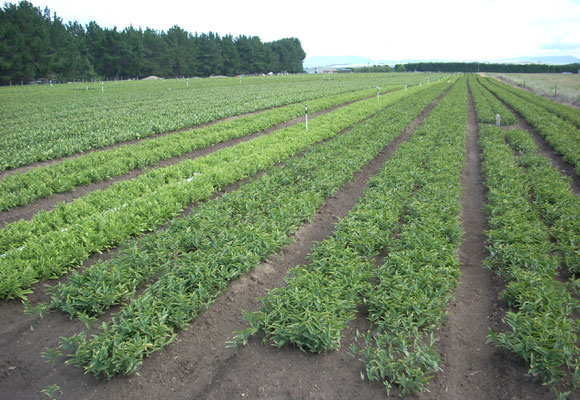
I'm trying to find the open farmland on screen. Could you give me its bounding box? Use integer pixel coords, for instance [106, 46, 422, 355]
[1, 73, 580, 400]
[494, 73, 580, 107]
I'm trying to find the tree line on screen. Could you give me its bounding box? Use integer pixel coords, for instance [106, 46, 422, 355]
[353, 62, 580, 74]
[404, 62, 580, 74]
[0, 1, 306, 85]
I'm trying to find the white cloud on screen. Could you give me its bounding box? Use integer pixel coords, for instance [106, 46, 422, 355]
[33, 0, 580, 61]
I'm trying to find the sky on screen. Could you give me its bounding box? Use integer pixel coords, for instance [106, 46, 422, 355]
[29, 0, 580, 62]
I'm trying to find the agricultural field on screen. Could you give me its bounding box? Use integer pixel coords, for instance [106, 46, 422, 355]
[0, 72, 579, 400]
[494, 72, 580, 107]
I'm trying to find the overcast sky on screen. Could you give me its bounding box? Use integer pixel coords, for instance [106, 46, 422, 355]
[30, 0, 580, 62]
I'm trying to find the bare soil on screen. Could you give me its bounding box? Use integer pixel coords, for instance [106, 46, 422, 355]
[0, 84, 572, 400]
[506, 102, 580, 195]
[420, 80, 552, 400]
[0, 91, 382, 181]
[0, 89, 439, 400]
[0, 95, 370, 229]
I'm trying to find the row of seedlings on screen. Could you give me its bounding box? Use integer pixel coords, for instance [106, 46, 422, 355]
[468, 75, 516, 125]
[479, 124, 580, 397]
[479, 77, 580, 174]
[46, 80, 454, 377]
[0, 87, 381, 211]
[0, 83, 437, 300]
[232, 77, 468, 395]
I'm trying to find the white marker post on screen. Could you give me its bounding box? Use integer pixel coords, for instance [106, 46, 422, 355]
[101, 81, 104, 93]
[376, 86, 380, 101]
[305, 103, 308, 130]
[240, 75, 242, 84]
[496, 114, 501, 127]
[186, 78, 189, 87]
[420, 81, 422, 87]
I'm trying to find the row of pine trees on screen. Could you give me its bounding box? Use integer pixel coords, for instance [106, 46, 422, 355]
[0, 1, 307, 84]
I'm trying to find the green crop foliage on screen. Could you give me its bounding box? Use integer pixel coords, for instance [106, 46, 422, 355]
[504, 129, 580, 274]
[0, 73, 433, 171]
[468, 75, 516, 125]
[480, 77, 580, 174]
[55, 80, 455, 377]
[231, 77, 467, 395]
[480, 124, 580, 396]
[0, 84, 435, 300]
[357, 77, 467, 395]
[0, 87, 379, 211]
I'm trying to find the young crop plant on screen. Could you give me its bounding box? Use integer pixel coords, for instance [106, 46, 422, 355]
[54, 80, 455, 377]
[504, 129, 580, 274]
[468, 75, 516, 125]
[480, 77, 580, 174]
[354, 77, 467, 396]
[0, 85, 435, 300]
[480, 124, 580, 397]
[1, 74, 424, 171]
[231, 77, 467, 395]
[0, 88, 378, 212]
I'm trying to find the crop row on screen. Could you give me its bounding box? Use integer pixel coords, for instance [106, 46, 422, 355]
[503, 129, 580, 274]
[50, 81, 450, 318]
[479, 77, 580, 174]
[232, 77, 467, 395]
[468, 75, 516, 125]
[0, 87, 377, 211]
[494, 78, 580, 129]
[479, 125, 580, 396]
[52, 80, 453, 377]
[1, 73, 429, 170]
[0, 82, 444, 300]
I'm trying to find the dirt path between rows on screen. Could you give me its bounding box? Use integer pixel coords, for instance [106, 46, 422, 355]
[0, 94, 377, 229]
[484, 77, 580, 194]
[0, 88, 446, 400]
[506, 102, 580, 196]
[0, 91, 386, 181]
[420, 80, 552, 400]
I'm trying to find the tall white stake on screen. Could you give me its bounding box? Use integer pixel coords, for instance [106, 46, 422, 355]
[305, 103, 308, 130]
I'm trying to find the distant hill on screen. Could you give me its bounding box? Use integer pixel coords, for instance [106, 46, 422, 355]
[304, 55, 580, 68]
[500, 55, 580, 65]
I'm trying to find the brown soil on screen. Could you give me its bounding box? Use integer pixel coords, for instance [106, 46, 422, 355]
[0, 91, 382, 181]
[0, 83, 572, 400]
[420, 80, 552, 400]
[486, 76, 580, 194]
[0, 88, 440, 400]
[0, 95, 370, 229]
[507, 102, 580, 195]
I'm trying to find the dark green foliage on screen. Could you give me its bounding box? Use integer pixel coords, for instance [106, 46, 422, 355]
[404, 62, 580, 74]
[0, 1, 306, 84]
